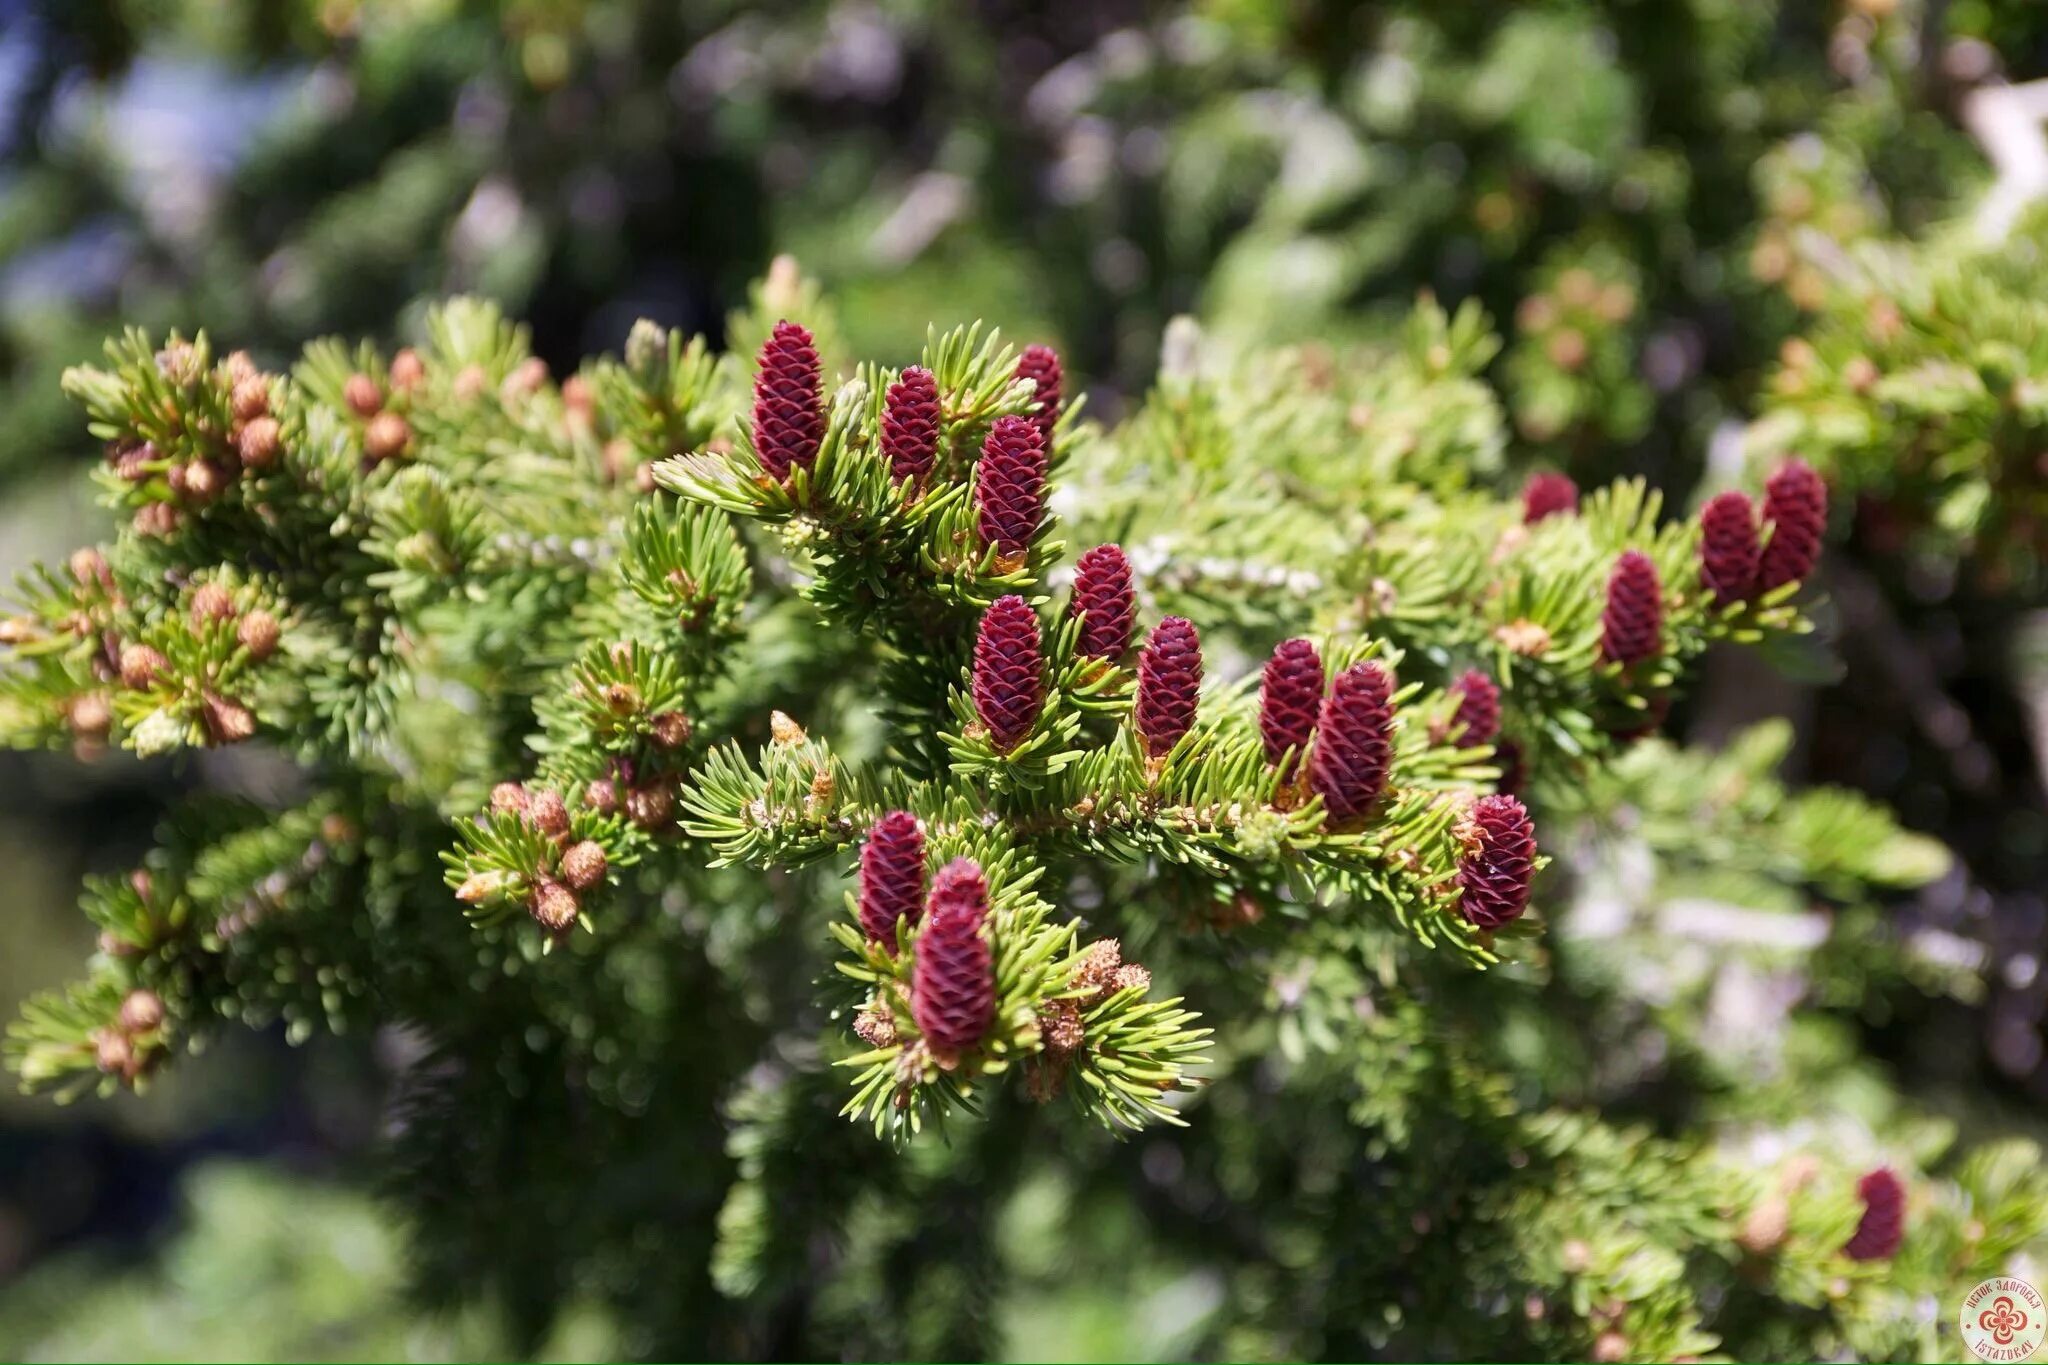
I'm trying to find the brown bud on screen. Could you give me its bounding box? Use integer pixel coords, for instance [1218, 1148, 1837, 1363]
[118, 988, 165, 1035]
[69, 547, 110, 590]
[649, 711, 691, 749]
[501, 356, 548, 401]
[156, 340, 200, 388]
[1546, 328, 1589, 372]
[200, 692, 256, 744]
[600, 682, 641, 715]
[181, 459, 226, 502]
[231, 375, 271, 422]
[343, 372, 383, 417]
[67, 692, 113, 738]
[454, 871, 501, 904]
[453, 365, 489, 402]
[1737, 1196, 1789, 1255]
[222, 349, 258, 384]
[1592, 1332, 1629, 1364]
[529, 878, 579, 935]
[189, 583, 237, 625]
[489, 782, 531, 816]
[134, 503, 181, 538]
[116, 446, 156, 482]
[237, 416, 282, 469]
[1842, 355, 1879, 394]
[119, 643, 169, 689]
[389, 348, 426, 392]
[562, 374, 594, 415]
[583, 778, 618, 814]
[319, 813, 356, 845]
[560, 840, 607, 891]
[236, 610, 281, 661]
[526, 789, 571, 839]
[626, 783, 674, 831]
[363, 411, 411, 463]
[94, 1028, 135, 1076]
[770, 711, 805, 745]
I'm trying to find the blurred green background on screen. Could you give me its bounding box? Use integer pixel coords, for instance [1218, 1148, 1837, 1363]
[3, 0, 2047, 1357]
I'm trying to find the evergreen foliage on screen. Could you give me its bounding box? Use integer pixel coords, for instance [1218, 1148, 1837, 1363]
[3, 256, 2040, 1359]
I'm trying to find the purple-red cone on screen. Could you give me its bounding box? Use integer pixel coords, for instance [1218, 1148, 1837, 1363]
[1457, 794, 1538, 930]
[1446, 669, 1501, 748]
[1758, 458, 1828, 593]
[1015, 344, 1063, 444]
[1843, 1168, 1905, 1262]
[1309, 661, 1395, 822]
[1522, 471, 1578, 523]
[1070, 545, 1136, 661]
[1699, 491, 1761, 607]
[976, 416, 1049, 560]
[973, 595, 1044, 753]
[912, 858, 995, 1051]
[883, 365, 940, 487]
[1601, 550, 1664, 666]
[1136, 616, 1203, 757]
[752, 320, 824, 480]
[858, 811, 926, 948]
[1259, 638, 1324, 764]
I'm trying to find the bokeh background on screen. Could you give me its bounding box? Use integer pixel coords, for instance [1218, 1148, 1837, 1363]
[2, 0, 2047, 1358]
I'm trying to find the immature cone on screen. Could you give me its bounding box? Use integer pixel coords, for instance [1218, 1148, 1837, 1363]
[1699, 490, 1761, 606]
[1600, 550, 1663, 666]
[529, 878, 580, 936]
[1259, 637, 1323, 763]
[1070, 544, 1136, 661]
[972, 595, 1045, 753]
[559, 840, 608, 892]
[231, 375, 270, 423]
[1015, 343, 1063, 443]
[237, 610, 281, 661]
[1521, 471, 1578, 523]
[858, 810, 926, 947]
[119, 643, 169, 690]
[1309, 661, 1395, 822]
[237, 416, 281, 469]
[363, 411, 411, 463]
[490, 781, 531, 816]
[1136, 616, 1203, 757]
[750, 319, 824, 480]
[389, 348, 426, 392]
[526, 789, 571, 839]
[1757, 458, 1828, 592]
[67, 692, 113, 739]
[1445, 669, 1501, 748]
[975, 415, 1048, 561]
[343, 372, 382, 417]
[882, 365, 940, 486]
[199, 693, 256, 744]
[911, 858, 995, 1052]
[1457, 794, 1538, 929]
[1843, 1167, 1905, 1261]
[118, 988, 165, 1035]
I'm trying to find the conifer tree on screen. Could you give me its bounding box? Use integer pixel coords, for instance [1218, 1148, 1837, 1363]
[3, 262, 2043, 1361]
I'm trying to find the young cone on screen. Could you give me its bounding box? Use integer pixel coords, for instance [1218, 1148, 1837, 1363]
[1070, 544, 1136, 661]
[858, 811, 926, 948]
[1757, 458, 1827, 592]
[882, 365, 940, 487]
[1445, 669, 1501, 748]
[1843, 1168, 1905, 1262]
[1521, 471, 1578, 523]
[1600, 550, 1664, 666]
[972, 596, 1045, 753]
[1699, 491, 1761, 606]
[1015, 344, 1063, 444]
[751, 320, 824, 480]
[1456, 794, 1538, 929]
[1259, 638, 1324, 764]
[912, 858, 995, 1052]
[1309, 662, 1395, 821]
[975, 415, 1049, 561]
[1136, 616, 1203, 758]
